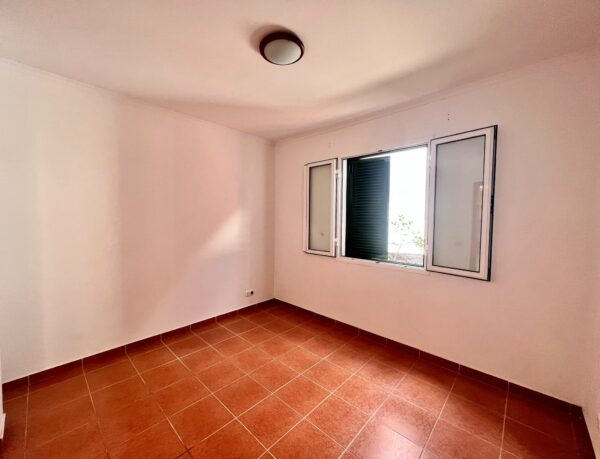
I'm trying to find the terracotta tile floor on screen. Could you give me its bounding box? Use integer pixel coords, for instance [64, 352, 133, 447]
[1, 302, 596, 458]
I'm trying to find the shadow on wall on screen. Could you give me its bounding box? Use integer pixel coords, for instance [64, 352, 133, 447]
[115, 104, 250, 340]
[0, 62, 270, 381]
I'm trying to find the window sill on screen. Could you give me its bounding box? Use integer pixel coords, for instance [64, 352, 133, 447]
[336, 256, 429, 275]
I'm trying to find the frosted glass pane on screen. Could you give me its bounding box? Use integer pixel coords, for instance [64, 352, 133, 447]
[433, 136, 485, 272]
[308, 164, 332, 252]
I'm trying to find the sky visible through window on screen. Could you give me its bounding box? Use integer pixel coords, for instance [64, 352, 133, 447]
[387, 146, 427, 266]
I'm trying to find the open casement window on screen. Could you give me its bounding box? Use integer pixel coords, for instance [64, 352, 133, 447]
[426, 126, 497, 280]
[303, 159, 337, 256]
[303, 126, 496, 280]
[340, 146, 427, 267]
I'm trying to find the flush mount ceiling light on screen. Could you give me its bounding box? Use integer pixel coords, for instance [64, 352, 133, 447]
[259, 31, 304, 65]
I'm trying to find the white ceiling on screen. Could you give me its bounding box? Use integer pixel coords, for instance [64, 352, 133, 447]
[1, 0, 599, 139]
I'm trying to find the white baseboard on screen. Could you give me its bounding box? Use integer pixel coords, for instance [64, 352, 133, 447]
[0, 412, 5, 439]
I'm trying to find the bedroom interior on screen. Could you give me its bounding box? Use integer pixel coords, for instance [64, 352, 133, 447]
[0, 1, 599, 458]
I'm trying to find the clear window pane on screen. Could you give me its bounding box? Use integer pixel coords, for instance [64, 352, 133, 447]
[343, 146, 427, 267]
[387, 146, 427, 266]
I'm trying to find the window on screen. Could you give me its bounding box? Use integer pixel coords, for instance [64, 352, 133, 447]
[303, 159, 336, 256]
[342, 146, 427, 267]
[427, 126, 496, 280]
[303, 126, 497, 281]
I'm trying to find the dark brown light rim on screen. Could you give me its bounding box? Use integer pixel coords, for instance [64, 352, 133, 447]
[259, 31, 304, 65]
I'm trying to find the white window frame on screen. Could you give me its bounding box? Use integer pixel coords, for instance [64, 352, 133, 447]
[303, 158, 338, 257]
[426, 126, 497, 280]
[302, 126, 497, 282]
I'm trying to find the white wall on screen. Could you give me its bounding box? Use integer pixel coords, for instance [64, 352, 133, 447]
[0, 59, 274, 382]
[274, 51, 600, 406]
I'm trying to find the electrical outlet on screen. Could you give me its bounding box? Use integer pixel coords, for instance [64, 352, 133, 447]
[245, 289, 254, 297]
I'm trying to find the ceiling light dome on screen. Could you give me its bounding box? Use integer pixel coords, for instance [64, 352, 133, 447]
[259, 31, 304, 66]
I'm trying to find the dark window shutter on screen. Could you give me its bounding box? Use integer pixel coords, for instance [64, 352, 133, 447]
[345, 156, 390, 261]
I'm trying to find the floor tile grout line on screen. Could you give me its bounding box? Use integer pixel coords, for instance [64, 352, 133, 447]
[181, 309, 408, 455]
[18, 315, 424, 455]
[157, 335, 205, 456]
[125, 345, 151, 384]
[418, 377, 458, 458]
[24, 404, 108, 455]
[25, 361, 109, 455]
[399, 362, 516, 430]
[16, 309, 468, 455]
[257, 332, 397, 456]
[499, 384, 510, 458]
[79, 358, 109, 457]
[261, 350, 369, 455]
[197, 414, 271, 455]
[97, 365, 191, 458]
[182, 310, 310, 446]
[381, 372, 451, 416]
[78, 345, 167, 383]
[81, 361, 97, 415]
[466, 379, 576, 445]
[22, 376, 30, 454]
[18, 322, 404, 399]
[425, 415, 505, 456]
[225, 325, 574, 459]
[106, 346, 197, 454]
[436, 385, 509, 448]
[7, 304, 552, 396]
[80, 350, 211, 403]
[425, 384, 507, 451]
[446, 380, 508, 416]
[160, 324, 194, 346]
[10, 305, 583, 458]
[175, 314, 372, 455]
[5, 309, 320, 454]
[338, 361, 417, 458]
[445, 388, 511, 451]
[167, 323, 279, 455]
[25, 341, 157, 393]
[186, 313, 303, 449]
[98, 343, 190, 455]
